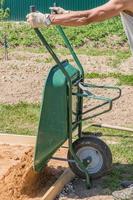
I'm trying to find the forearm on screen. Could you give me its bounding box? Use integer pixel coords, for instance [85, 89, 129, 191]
[50, 10, 94, 26]
[50, 1, 125, 26]
[50, 10, 118, 26]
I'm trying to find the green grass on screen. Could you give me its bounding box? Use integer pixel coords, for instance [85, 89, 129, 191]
[0, 17, 127, 48]
[0, 102, 40, 135]
[85, 73, 133, 86]
[118, 75, 133, 86]
[77, 47, 131, 68]
[107, 51, 131, 67]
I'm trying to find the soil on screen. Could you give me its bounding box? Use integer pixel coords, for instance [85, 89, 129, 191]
[0, 49, 132, 127]
[0, 144, 31, 180]
[0, 49, 132, 200]
[83, 78, 133, 127]
[0, 50, 132, 105]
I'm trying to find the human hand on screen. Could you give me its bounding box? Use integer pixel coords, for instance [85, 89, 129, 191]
[26, 12, 51, 28]
[49, 6, 70, 14]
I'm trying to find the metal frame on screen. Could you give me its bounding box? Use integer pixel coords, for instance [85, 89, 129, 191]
[31, 5, 121, 188]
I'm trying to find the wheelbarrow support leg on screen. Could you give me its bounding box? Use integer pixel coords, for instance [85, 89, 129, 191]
[68, 119, 91, 188]
[68, 136, 91, 188]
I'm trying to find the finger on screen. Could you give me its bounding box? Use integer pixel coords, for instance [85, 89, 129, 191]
[26, 13, 35, 19]
[27, 18, 30, 23]
[28, 21, 35, 28]
[49, 7, 58, 11]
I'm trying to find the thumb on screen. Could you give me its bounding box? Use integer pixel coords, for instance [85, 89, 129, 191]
[26, 14, 30, 19]
[49, 7, 53, 9]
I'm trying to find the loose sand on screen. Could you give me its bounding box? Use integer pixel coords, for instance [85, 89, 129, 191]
[0, 143, 68, 200]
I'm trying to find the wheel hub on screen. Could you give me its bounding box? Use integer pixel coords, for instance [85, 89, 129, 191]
[76, 146, 103, 174]
[82, 156, 92, 167]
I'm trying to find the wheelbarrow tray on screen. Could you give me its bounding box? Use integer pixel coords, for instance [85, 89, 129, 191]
[34, 60, 80, 172]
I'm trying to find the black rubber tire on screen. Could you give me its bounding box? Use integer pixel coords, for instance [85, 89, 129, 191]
[67, 136, 112, 179]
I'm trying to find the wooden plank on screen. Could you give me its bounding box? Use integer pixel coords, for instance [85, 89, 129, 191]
[92, 123, 133, 132]
[0, 123, 92, 146]
[0, 134, 35, 146]
[42, 168, 75, 200]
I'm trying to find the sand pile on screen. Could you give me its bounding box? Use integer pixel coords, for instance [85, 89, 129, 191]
[0, 148, 63, 200]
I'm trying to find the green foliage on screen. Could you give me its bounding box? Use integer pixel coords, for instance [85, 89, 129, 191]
[0, 102, 40, 135]
[107, 51, 131, 67]
[85, 73, 133, 86]
[0, 0, 10, 21]
[118, 74, 133, 86]
[0, 17, 127, 48]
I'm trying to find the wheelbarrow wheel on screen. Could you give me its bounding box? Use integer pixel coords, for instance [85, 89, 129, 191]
[67, 136, 112, 179]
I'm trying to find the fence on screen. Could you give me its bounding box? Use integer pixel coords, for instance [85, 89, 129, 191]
[4, 0, 108, 21]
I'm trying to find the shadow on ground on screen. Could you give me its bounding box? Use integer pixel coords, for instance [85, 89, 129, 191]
[60, 163, 133, 199]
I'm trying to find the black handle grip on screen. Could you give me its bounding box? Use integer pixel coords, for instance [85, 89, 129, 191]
[30, 5, 36, 12]
[51, 2, 58, 14]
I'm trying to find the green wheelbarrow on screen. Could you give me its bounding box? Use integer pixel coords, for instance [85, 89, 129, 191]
[30, 6, 121, 188]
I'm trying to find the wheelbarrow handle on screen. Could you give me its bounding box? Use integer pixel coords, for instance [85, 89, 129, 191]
[51, 3, 84, 77]
[30, 5, 84, 78]
[49, 2, 84, 77]
[30, 5, 36, 12]
[29, 6, 72, 83]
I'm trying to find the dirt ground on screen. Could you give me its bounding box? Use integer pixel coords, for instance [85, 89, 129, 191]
[57, 178, 114, 200]
[0, 49, 133, 200]
[0, 49, 133, 128]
